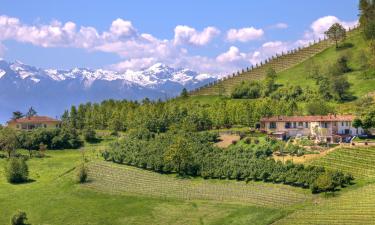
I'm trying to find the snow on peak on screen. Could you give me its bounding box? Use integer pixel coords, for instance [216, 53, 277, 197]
[1, 60, 217, 87]
[0, 69, 6, 79]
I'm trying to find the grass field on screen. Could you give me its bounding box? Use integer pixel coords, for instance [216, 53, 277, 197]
[274, 146, 375, 224]
[0, 148, 308, 225]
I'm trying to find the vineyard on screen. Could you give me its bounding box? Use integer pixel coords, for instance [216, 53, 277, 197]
[84, 161, 310, 208]
[272, 147, 375, 224]
[274, 183, 375, 225]
[190, 39, 333, 96]
[310, 147, 375, 179]
[189, 27, 360, 96]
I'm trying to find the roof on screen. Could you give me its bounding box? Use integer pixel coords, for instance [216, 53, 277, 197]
[7, 116, 61, 124]
[260, 115, 356, 122]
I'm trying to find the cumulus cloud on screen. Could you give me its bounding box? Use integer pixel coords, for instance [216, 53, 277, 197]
[173, 25, 220, 46]
[305, 16, 358, 39]
[226, 27, 264, 42]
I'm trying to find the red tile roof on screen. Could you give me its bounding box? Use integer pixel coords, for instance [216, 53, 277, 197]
[260, 115, 355, 122]
[7, 116, 61, 124]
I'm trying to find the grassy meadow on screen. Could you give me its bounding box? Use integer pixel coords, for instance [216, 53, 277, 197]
[0, 146, 301, 225]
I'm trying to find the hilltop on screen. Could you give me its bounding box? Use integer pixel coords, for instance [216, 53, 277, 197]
[190, 28, 375, 100]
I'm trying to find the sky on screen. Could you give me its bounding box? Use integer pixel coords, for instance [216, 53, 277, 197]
[0, 0, 359, 75]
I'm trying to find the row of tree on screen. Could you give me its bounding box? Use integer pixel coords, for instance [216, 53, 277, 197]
[102, 130, 353, 193]
[0, 126, 83, 157]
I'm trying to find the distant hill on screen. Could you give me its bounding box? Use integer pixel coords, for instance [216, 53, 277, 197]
[0, 61, 216, 123]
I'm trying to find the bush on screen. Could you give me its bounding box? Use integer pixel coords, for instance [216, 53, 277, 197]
[83, 127, 97, 143]
[244, 137, 252, 144]
[76, 164, 88, 183]
[4, 158, 29, 184]
[10, 211, 28, 225]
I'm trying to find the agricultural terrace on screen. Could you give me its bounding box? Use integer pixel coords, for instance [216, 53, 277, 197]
[275, 147, 375, 224]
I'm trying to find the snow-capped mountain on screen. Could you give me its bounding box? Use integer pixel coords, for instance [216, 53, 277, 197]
[0, 59, 216, 123]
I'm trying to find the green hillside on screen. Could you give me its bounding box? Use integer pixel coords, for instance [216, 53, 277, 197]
[190, 29, 375, 99]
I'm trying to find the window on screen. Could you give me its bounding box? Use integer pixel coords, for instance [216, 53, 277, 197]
[285, 122, 291, 129]
[293, 122, 297, 128]
[342, 122, 344, 126]
[298, 122, 303, 127]
[44, 124, 47, 128]
[269, 122, 277, 129]
[321, 122, 328, 128]
[305, 122, 309, 128]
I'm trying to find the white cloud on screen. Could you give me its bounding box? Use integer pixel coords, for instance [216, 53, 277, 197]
[0, 42, 5, 57]
[109, 18, 136, 37]
[216, 46, 247, 63]
[272, 23, 288, 29]
[305, 16, 358, 39]
[226, 27, 264, 42]
[173, 25, 220, 46]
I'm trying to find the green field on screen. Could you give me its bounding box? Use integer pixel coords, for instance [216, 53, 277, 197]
[0, 148, 309, 225]
[275, 147, 375, 224]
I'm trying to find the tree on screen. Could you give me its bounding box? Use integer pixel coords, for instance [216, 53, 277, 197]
[325, 23, 346, 48]
[263, 68, 277, 96]
[12, 111, 24, 120]
[4, 158, 29, 184]
[180, 88, 189, 98]
[311, 172, 336, 193]
[305, 101, 334, 115]
[25, 107, 37, 117]
[83, 127, 97, 143]
[0, 128, 19, 157]
[352, 118, 363, 135]
[164, 136, 192, 175]
[70, 106, 78, 129]
[10, 211, 28, 225]
[359, 0, 375, 55]
[76, 163, 88, 183]
[330, 76, 351, 101]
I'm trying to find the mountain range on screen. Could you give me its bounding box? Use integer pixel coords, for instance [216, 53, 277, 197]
[0, 59, 216, 123]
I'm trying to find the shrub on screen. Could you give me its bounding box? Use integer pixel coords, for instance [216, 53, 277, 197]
[10, 211, 28, 225]
[83, 127, 97, 143]
[4, 158, 29, 184]
[76, 164, 88, 183]
[244, 137, 252, 144]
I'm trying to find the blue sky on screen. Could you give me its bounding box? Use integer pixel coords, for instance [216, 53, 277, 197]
[0, 0, 359, 75]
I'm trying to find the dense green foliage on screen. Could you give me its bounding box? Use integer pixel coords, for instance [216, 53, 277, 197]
[102, 131, 352, 193]
[10, 211, 28, 225]
[76, 163, 88, 183]
[4, 158, 29, 184]
[18, 127, 83, 151]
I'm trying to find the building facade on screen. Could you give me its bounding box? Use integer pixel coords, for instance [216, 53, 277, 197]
[7, 116, 61, 130]
[260, 115, 364, 143]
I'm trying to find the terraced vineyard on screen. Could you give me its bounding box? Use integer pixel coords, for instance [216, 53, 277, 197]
[274, 183, 375, 225]
[190, 28, 360, 96]
[190, 39, 333, 96]
[272, 146, 375, 224]
[310, 147, 375, 179]
[85, 161, 310, 208]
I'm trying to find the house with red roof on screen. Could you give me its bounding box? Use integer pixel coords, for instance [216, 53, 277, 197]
[260, 115, 364, 143]
[7, 116, 61, 130]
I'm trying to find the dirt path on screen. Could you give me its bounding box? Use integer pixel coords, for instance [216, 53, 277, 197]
[273, 144, 345, 164]
[214, 134, 240, 148]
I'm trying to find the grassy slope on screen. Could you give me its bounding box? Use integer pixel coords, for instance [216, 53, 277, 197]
[275, 147, 375, 224]
[0, 148, 302, 225]
[277, 29, 375, 98]
[186, 30, 375, 114]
